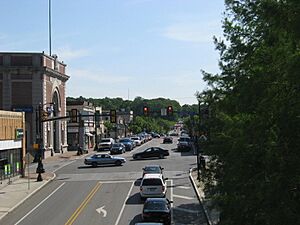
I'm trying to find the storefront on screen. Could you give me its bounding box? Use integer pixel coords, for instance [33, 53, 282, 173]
[0, 110, 25, 182]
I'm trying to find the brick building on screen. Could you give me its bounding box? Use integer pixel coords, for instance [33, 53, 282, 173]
[0, 52, 69, 158]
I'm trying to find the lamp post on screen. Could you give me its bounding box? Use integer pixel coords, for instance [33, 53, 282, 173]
[36, 102, 54, 182]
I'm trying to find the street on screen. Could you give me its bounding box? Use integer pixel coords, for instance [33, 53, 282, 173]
[1, 138, 207, 225]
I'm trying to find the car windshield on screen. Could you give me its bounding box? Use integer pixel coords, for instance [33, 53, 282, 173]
[144, 200, 168, 211]
[120, 139, 130, 142]
[100, 139, 111, 143]
[112, 144, 121, 147]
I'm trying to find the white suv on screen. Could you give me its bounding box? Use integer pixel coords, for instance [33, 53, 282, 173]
[140, 174, 168, 200]
[98, 138, 115, 151]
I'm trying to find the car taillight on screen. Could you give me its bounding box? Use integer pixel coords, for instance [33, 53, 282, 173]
[162, 186, 165, 191]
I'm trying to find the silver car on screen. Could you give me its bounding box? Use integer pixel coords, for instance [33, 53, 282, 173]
[84, 153, 126, 167]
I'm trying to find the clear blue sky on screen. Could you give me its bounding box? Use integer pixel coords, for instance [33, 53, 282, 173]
[0, 0, 225, 105]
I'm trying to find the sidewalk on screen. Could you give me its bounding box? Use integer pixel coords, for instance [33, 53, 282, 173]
[189, 168, 220, 225]
[0, 149, 92, 221]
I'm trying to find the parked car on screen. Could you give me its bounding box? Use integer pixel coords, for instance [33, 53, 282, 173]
[133, 147, 169, 160]
[98, 138, 115, 151]
[84, 153, 126, 167]
[140, 174, 168, 199]
[151, 133, 161, 138]
[119, 138, 134, 151]
[142, 198, 172, 225]
[177, 136, 192, 152]
[110, 143, 126, 154]
[131, 136, 142, 146]
[142, 165, 164, 177]
[163, 136, 173, 144]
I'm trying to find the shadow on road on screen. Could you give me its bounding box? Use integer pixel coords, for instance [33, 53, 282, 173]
[77, 164, 122, 169]
[129, 158, 166, 162]
[173, 202, 207, 225]
[129, 214, 143, 225]
[126, 192, 143, 205]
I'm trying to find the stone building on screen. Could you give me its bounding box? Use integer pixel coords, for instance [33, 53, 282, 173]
[0, 52, 69, 158]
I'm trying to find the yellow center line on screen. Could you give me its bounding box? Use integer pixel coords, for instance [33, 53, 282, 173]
[65, 182, 102, 225]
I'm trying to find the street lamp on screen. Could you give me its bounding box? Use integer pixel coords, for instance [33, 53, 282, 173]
[36, 102, 54, 182]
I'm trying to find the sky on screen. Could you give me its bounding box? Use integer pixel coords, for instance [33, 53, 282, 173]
[0, 0, 225, 105]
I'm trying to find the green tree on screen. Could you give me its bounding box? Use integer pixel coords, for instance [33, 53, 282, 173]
[199, 1, 300, 225]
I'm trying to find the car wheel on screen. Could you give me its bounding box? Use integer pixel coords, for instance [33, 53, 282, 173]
[92, 162, 97, 167]
[137, 155, 142, 159]
[115, 160, 122, 166]
[159, 154, 164, 159]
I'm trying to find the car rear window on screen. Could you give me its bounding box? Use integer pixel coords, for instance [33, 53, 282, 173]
[142, 178, 163, 186]
[144, 201, 168, 211]
[144, 167, 161, 173]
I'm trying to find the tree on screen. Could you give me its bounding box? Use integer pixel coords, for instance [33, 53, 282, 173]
[199, 1, 300, 224]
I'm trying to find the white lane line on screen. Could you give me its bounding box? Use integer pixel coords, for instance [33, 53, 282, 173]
[15, 182, 66, 225]
[176, 185, 191, 190]
[114, 182, 134, 225]
[173, 194, 195, 200]
[170, 179, 174, 224]
[170, 180, 173, 208]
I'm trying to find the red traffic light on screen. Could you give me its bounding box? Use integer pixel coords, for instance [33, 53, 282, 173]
[143, 106, 149, 116]
[167, 106, 173, 115]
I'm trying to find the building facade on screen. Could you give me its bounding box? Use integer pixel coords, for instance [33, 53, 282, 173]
[0, 52, 69, 158]
[66, 100, 95, 151]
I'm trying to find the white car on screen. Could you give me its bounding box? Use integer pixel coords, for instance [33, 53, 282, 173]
[98, 138, 115, 151]
[140, 173, 168, 200]
[131, 136, 142, 146]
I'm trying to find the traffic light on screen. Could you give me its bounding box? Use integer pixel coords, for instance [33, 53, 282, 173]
[110, 109, 117, 123]
[143, 106, 149, 116]
[167, 106, 173, 116]
[41, 110, 48, 121]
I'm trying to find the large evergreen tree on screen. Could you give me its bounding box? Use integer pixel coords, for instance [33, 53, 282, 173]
[200, 1, 300, 224]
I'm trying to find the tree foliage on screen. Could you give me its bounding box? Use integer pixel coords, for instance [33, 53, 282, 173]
[200, 1, 300, 224]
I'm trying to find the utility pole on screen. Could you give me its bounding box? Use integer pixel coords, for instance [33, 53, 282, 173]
[49, 0, 52, 56]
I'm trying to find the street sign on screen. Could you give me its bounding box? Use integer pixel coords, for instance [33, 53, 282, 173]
[15, 128, 24, 139]
[161, 108, 167, 116]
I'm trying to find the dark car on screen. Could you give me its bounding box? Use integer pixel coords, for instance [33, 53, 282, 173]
[177, 136, 192, 152]
[163, 136, 173, 144]
[110, 143, 126, 154]
[84, 153, 126, 167]
[119, 138, 134, 151]
[142, 198, 172, 225]
[133, 147, 169, 160]
[142, 165, 164, 177]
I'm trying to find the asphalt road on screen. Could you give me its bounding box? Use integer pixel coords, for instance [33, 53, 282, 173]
[2, 138, 208, 225]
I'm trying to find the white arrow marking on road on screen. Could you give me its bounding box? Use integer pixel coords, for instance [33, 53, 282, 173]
[96, 206, 107, 217]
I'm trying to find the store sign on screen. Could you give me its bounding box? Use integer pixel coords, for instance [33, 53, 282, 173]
[12, 106, 33, 113]
[15, 128, 24, 140]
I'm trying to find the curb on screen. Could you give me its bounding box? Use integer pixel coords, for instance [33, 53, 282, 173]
[0, 172, 56, 221]
[189, 167, 212, 225]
